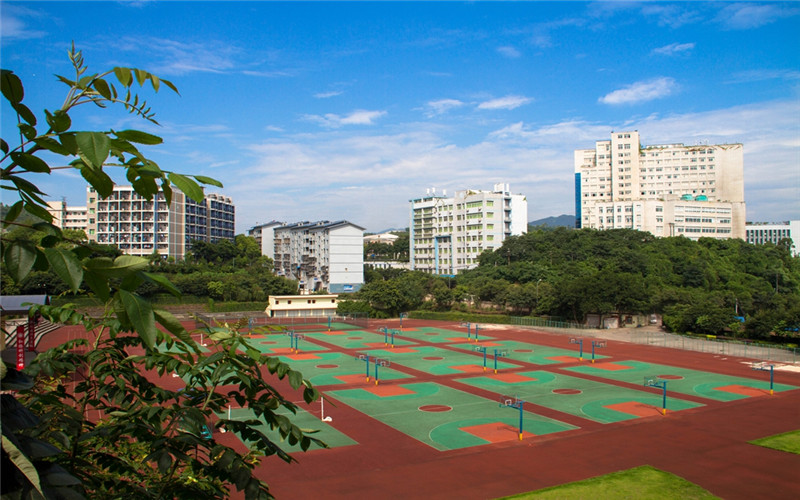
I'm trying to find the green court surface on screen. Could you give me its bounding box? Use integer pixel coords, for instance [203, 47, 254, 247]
[565, 360, 797, 401]
[394, 326, 494, 344]
[304, 330, 417, 349]
[248, 333, 329, 354]
[222, 405, 357, 452]
[457, 370, 703, 423]
[269, 351, 414, 386]
[450, 340, 609, 365]
[327, 382, 577, 450]
[362, 345, 518, 375]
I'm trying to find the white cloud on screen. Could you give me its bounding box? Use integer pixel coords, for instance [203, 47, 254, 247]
[726, 69, 800, 84]
[599, 77, 678, 105]
[477, 95, 533, 111]
[302, 110, 387, 128]
[497, 46, 521, 58]
[651, 42, 695, 56]
[314, 90, 344, 99]
[0, 5, 47, 41]
[424, 99, 465, 117]
[715, 3, 800, 30]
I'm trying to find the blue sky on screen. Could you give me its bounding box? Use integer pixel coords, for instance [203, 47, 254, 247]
[2, 1, 799, 233]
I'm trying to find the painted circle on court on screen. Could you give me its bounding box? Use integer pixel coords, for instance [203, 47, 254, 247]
[418, 404, 452, 412]
[514, 349, 533, 352]
[657, 374, 683, 380]
[422, 356, 444, 360]
[316, 364, 339, 369]
[552, 388, 582, 395]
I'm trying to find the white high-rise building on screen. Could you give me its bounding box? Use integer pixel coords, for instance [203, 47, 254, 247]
[85, 185, 235, 259]
[46, 200, 88, 232]
[273, 220, 364, 293]
[746, 220, 800, 256]
[574, 131, 746, 240]
[409, 183, 528, 275]
[247, 221, 285, 260]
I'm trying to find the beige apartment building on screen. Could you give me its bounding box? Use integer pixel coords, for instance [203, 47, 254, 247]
[574, 131, 745, 240]
[85, 185, 235, 259]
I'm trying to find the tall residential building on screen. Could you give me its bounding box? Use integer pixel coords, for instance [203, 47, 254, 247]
[746, 220, 800, 256]
[272, 220, 364, 293]
[409, 183, 528, 275]
[85, 185, 235, 259]
[247, 221, 285, 260]
[574, 131, 746, 240]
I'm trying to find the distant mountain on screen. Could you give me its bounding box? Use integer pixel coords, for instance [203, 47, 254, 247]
[529, 214, 575, 228]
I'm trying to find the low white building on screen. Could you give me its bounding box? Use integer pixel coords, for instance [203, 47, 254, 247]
[746, 220, 800, 256]
[264, 294, 338, 318]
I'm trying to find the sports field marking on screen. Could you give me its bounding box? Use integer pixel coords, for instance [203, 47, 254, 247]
[565, 360, 797, 401]
[271, 351, 414, 386]
[360, 345, 517, 375]
[220, 405, 357, 452]
[457, 370, 702, 424]
[713, 384, 771, 397]
[327, 382, 576, 450]
[461, 422, 536, 442]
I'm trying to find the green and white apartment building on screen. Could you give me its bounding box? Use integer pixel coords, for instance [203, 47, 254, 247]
[409, 183, 528, 275]
[574, 131, 746, 240]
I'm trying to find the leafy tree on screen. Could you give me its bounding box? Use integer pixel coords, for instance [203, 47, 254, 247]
[1, 46, 320, 499]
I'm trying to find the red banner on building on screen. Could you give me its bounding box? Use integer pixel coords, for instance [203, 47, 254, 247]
[27, 316, 35, 351]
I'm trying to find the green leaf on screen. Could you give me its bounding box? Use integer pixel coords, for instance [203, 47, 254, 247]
[12, 101, 37, 126]
[43, 248, 83, 293]
[119, 290, 157, 348]
[153, 309, 194, 345]
[2, 200, 23, 224]
[10, 152, 51, 173]
[46, 110, 72, 134]
[1, 69, 24, 104]
[287, 370, 303, 390]
[160, 78, 180, 95]
[1, 435, 44, 497]
[79, 162, 114, 198]
[113, 67, 132, 87]
[168, 173, 204, 203]
[59, 132, 78, 154]
[82, 269, 111, 301]
[114, 129, 163, 145]
[193, 175, 223, 188]
[76, 131, 110, 168]
[3, 240, 37, 282]
[18, 123, 37, 140]
[86, 255, 148, 278]
[160, 179, 173, 206]
[149, 74, 160, 91]
[1, 137, 8, 154]
[131, 176, 159, 201]
[22, 202, 53, 222]
[142, 272, 181, 297]
[33, 136, 71, 156]
[134, 69, 148, 86]
[92, 77, 112, 100]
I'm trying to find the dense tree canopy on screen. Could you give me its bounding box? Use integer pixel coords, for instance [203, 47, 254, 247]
[352, 227, 799, 340]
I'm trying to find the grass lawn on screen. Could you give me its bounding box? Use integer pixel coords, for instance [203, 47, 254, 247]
[749, 429, 800, 455]
[498, 465, 719, 499]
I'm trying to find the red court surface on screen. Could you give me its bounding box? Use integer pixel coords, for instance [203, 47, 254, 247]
[37, 319, 800, 500]
[255, 320, 800, 500]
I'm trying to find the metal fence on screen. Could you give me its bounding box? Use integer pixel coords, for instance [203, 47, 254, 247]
[510, 317, 798, 365]
[630, 331, 799, 364]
